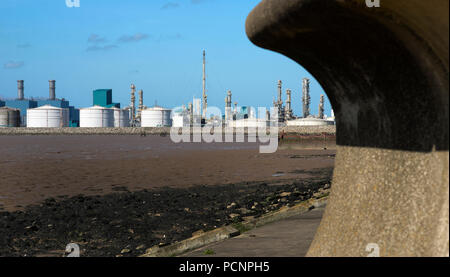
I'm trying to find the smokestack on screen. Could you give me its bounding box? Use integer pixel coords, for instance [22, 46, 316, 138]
[49, 80, 56, 100]
[17, 80, 24, 100]
[302, 78, 311, 118]
[319, 94, 325, 119]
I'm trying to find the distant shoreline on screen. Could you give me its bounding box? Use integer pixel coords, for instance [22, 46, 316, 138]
[0, 126, 336, 136]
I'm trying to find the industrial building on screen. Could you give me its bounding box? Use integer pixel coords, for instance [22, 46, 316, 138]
[2, 80, 79, 127]
[279, 77, 335, 127]
[93, 89, 120, 108]
[4, 80, 38, 126]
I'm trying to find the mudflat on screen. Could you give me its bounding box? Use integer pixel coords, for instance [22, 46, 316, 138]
[0, 135, 335, 212]
[0, 135, 335, 257]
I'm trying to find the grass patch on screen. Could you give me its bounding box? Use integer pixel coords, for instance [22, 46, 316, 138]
[315, 192, 330, 199]
[203, 249, 215, 255]
[232, 222, 253, 234]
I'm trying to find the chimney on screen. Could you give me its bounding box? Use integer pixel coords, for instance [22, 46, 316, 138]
[17, 80, 24, 100]
[49, 80, 56, 100]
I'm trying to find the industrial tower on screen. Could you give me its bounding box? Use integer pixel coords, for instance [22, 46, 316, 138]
[302, 78, 311, 118]
[202, 50, 207, 120]
[273, 80, 285, 122]
[225, 90, 232, 122]
[138, 89, 144, 122]
[285, 89, 293, 120]
[130, 84, 136, 126]
[318, 94, 325, 119]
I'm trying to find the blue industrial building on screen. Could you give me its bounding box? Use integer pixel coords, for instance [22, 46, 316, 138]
[4, 99, 38, 126]
[0, 100, 5, 107]
[93, 89, 120, 108]
[3, 80, 80, 127]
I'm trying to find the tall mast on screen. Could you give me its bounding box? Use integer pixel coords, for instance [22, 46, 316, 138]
[202, 50, 207, 119]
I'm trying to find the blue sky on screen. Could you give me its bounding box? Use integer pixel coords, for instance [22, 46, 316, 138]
[0, 0, 332, 116]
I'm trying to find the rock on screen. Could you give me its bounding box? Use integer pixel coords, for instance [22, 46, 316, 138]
[229, 213, 240, 219]
[227, 203, 237, 209]
[243, 216, 255, 222]
[238, 208, 251, 215]
[279, 192, 291, 197]
[120, 248, 131, 254]
[136, 244, 146, 250]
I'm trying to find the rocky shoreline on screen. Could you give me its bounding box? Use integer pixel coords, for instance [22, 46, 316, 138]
[0, 168, 332, 257]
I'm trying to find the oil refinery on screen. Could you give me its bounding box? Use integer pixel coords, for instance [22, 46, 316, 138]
[0, 51, 334, 129]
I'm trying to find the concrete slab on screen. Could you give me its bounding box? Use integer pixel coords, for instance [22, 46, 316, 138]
[181, 207, 324, 257]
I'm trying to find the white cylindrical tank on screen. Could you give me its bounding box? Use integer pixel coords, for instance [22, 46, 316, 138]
[141, 107, 172, 127]
[80, 106, 114, 127]
[112, 108, 130, 127]
[27, 105, 69, 128]
[228, 119, 269, 128]
[286, 118, 335, 126]
[0, 107, 21, 127]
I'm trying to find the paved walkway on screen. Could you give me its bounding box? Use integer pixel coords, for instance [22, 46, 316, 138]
[181, 207, 325, 257]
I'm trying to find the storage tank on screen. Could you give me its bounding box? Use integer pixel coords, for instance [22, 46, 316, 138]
[228, 118, 269, 128]
[112, 108, 130, 127]
[80, 106, 114, 127]
[286, 117, 335, 126]
[0, 107, 21, 127]
[27, 105, 69, 128]
[141, 106, 172, 127]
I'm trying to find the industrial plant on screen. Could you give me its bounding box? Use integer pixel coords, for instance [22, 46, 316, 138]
[0, 51, 334, 129]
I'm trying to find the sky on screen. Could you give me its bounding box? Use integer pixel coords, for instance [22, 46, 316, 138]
[0, 0, 332, 117]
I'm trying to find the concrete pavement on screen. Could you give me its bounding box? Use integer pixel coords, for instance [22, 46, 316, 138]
[180, 207, 325, 257]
